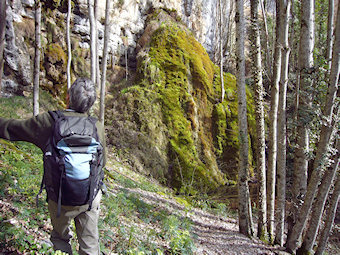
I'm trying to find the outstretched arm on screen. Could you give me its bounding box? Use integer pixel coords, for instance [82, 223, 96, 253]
[0, 112, 53, 150]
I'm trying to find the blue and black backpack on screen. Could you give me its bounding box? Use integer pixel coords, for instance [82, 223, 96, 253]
[37, 110, 104, 217]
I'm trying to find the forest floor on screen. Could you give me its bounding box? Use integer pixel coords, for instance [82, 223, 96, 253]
[94, 154, 287, 255]
[1, 147, 340, 254]
[0, 95, 339, 255]
[0, 149, 277, 255]
[106, 181, 278, 255]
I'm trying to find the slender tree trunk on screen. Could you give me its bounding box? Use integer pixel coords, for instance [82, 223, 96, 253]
[0, 0, 6, 91]
[66, 0, 72, 89]
[291, 0, 300, 155]
[99, 0, 111, 125]
[289, 0, 315, 238]
[325, 0, 334, 66]
[88, 0, 96, 84]
[219, 0, 225, 102]
[260, 0, 272, 81]
[94, 0, 101, 88]
[33, 0, 41, 116]
[235, 0, 253, 237]
[250, 0, 267, 241]
[275, 0, 290, 246]
[125, 43, 128, 80]
[286, 2, 340, 253]
[315, 169, 340, 255]
[298, 137, 340, 254]
[267, 0, 281, 242]
[223, 0, 234, 71]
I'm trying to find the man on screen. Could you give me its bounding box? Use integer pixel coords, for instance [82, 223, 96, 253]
[0, 77, 106, 254]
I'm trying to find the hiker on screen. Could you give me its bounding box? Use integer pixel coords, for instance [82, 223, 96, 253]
[0, 77, 106, 255]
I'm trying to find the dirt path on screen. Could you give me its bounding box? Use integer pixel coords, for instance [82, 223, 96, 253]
[117, 186, 279, 255]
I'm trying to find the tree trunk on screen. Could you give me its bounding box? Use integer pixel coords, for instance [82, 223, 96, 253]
[298, 137, 340, 254]
[99, 0, 111, 125]
[0, 0, 6, 91]
[288, 0, 314, 242]
[260, 0, 272, 81]
[33, 0, 41, 116]
[267, 0, 281, 243]
[88, 0, 96, 84]
[223, 0, 234, 72]
[286, 2, 340, 253]
[274, 0, 290, 246]
[124, 40, 128, 80]
[315, 169, 340, 255]
[325, 0, 334, 66]
[219, 0, 225, 102]
[250, 0, 267, 241]
[94, 0, 101, 88]
[66, 0, 72, 89]
[235, 0, 253, 237]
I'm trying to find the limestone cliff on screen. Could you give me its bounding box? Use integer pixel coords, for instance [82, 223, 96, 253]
[2, 0, 230, 96]
[105, 11, 255, 192]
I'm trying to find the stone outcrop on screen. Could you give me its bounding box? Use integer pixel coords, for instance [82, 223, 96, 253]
[104, 10, 255, 192]
[1, 0, 229, 96]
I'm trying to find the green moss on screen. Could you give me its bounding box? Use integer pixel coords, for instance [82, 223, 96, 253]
[43, 43, 68, 98]
[108, 11, 256, 192]
[72, 47, 90, 79]
[258, 227, 269, 243]
[137, 23, 224, 191]
[43, 0, 62, 10]
[45, 43, 67, 65]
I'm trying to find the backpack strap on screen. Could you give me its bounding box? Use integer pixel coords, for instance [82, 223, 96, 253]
[57, 168, 64, 218]
[87, 150, 101, 211]
[88, 116, 100, 142]
[87, 116, 102, 211]
[49, 110, 64, 121]
[36, 180, 45, 207]
[36, 111, 64, 208]
[57, 152, 66, 218]
[36, 110, 65, 210]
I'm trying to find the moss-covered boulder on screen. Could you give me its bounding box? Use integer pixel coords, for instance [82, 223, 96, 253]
[106, 10, 255, 193]
[43, 43, 67, 95]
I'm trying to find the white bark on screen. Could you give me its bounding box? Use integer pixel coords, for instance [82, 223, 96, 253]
[325, 0, 334, 66]
[286, 2, 340, 252]
[125, 44, 128, 80]
[260, 0, 272, 81]
[275, 0, 290, 246]
[250, 0, 267, 240]
[33, 0, 41, 116]
[267, 0, 281, 242]
[0, 0, 6, 89]
[219, 0, 225, 102]
[66, 0, 72, 89]
[315, 168, 340, 255]
[94, 0, 101, 88]
[88, 0, 97, 84]
[236, 0, 253, 237]
[99, 0, 111, 125]
[299, 138, 340, 254]
[289, 0, 314, 238]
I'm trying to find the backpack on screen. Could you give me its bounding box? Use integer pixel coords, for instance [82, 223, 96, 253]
[37, 110, 104, 217]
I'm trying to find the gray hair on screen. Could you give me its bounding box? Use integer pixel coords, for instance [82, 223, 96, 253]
[68, 77, 96, 113]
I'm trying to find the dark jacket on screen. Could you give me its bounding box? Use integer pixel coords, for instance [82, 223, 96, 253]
[0, 110, 107, 165]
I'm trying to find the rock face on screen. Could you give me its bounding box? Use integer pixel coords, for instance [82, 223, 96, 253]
[2, 0, 33, 96]
[1, 0, 226, 96]
[105, 11, 255, 192]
